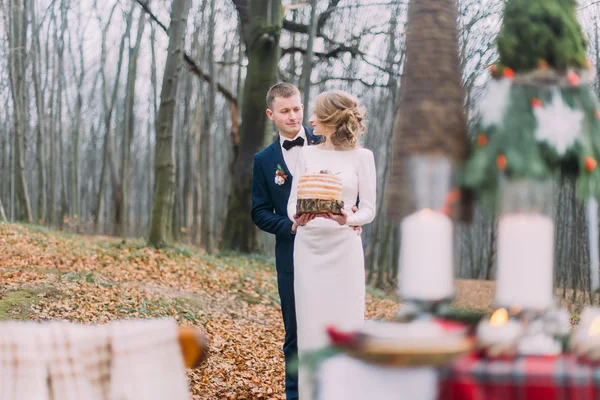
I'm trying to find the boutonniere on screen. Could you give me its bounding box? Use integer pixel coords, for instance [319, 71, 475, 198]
[275, 164, 288, 185]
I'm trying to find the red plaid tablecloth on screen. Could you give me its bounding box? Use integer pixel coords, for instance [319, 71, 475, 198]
[439, 353, 600, 400]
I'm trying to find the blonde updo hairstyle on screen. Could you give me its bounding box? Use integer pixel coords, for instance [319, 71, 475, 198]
[314, 91, 367, 149]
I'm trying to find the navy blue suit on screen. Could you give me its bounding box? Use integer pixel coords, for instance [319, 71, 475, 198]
[251, 128, 320, 400]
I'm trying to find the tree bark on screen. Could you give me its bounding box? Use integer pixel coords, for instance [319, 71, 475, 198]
[200, 0, 217, 253]
[388, 0, 468, 221]
[8, 0, 33, 223]
[221, 0, 283, 252]
[301, 0, 318, 126]
[30, 0, 46, 224]
[118, 8, 147, 237]
[94, 5, 132, 234]
[148, 0, 192, 247]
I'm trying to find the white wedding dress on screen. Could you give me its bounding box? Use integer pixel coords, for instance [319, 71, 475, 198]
[287, 146, 377, 400]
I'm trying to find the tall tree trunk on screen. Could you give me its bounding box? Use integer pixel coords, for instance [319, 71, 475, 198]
[56, 1, 69, 227]
[68, 9, 86, 230]
[187, 24, 201, 244]
[94, 5, 132, 234]
[388, 0, 468, 221]
[118, 9, 147, 237]
[30, 0, 46, 223]
[193, 93, 202, 245]
[200, 0, 217, 253]
[48, 26, 57, 226]
[8, 0, 33, 223]
[148, 0, 192, 247]
[148, 22, 159, 232]
[221, 0, 283, 252]
[301, 0, 318, 126]
[183, 83, 195, 242]
[0, 197, 6, 222]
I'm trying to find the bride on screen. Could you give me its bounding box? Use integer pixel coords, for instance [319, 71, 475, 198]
[287, 90, 377, 399]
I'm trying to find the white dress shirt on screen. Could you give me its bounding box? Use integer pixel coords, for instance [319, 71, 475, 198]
[279, 127, 307, 178]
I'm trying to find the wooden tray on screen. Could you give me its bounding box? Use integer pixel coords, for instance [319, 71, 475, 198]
[342, 337, 475, 367]
[327, 324, 474, 367]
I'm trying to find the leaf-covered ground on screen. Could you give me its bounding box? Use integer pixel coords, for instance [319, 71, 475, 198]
[0, 222, 399, 399]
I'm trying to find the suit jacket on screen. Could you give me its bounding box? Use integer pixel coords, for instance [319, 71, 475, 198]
[251, 128, 321, 273]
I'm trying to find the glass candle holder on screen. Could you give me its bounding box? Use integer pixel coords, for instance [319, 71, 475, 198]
[397, 155, 455, 304]
[495, 177, 555, 311]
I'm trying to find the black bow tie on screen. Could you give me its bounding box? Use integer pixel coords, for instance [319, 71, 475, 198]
[282, 136, 305, 151]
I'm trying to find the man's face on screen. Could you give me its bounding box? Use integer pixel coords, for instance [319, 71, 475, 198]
[266, 94, 304, 139]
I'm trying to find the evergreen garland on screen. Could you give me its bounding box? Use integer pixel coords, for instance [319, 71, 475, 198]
[496, 0, 587, 72]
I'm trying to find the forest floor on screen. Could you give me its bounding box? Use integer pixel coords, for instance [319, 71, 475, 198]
[0, 222, 586, 398]
[0, 222, 400, 399]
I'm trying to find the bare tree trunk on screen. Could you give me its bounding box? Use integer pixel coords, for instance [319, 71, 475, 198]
[193, 92, 202, 245]
[301, 0, 318, 126]
[388, 0, 468, 221]
[0, 198, 6, 222]
[48, 22, 57, 226]
[182, 81, 195, 243]
[7, 0, 33, 223]
[56, 1, 69, 227]
[148, 0, 192, 247]
[29, 0, 46, 224]
[67, 6, 86, 230]
[186, 24, 202, 244]
[94, 5, 132, 234]
[199, 0, 217, 252]
[118, 8, 147, 237]
[222, 0, 283, 252]
[148, 22, 159, 232]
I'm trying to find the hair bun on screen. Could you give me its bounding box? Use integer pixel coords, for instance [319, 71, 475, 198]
[314, 91, 367, 149]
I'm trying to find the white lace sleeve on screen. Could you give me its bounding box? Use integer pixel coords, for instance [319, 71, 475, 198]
[288, 148, 308, 222]
[346, 149, 377, 226]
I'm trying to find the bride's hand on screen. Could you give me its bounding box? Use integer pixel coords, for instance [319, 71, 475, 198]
[351, 206, 361, 235]
[294, 213, 316, 226]
[323, 209, 348, 226]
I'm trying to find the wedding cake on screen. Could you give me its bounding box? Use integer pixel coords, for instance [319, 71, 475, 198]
[297, 172, 344, 215]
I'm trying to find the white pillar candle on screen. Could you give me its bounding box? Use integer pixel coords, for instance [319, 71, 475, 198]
[495, 213, 554, 310]
[399, 209, 454, 301]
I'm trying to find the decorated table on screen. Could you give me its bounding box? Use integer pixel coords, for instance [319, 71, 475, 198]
[439, 353, 600, 400]
[312, 0, 600, 398]
[313, 315, 600, 400]
[316, 350, 600, 400]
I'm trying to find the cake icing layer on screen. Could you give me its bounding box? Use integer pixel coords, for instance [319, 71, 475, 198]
[297, 174, 343, 201]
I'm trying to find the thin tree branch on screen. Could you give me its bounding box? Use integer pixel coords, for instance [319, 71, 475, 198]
[282, 43, 360, 58]
[134, 0, 237, 105]
[313, 76, 390, 87]
[282, 44, 397, 77]
[579, 1, 600, 11]
[283, 0, 341, 36]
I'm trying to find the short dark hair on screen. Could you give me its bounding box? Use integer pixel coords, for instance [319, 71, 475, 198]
[266, 83, 300, 109]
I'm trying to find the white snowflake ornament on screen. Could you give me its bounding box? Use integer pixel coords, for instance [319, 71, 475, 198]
[479, 78, 513, 128]
[533, 90, 584, 155]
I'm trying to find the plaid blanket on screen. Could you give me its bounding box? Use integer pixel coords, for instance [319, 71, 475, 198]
[439, 353, 600, 400]
[0, 322, 48, 399]
[0, 319, 190, 400]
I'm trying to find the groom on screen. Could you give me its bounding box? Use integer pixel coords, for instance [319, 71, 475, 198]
[251, 83, 318, 400]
